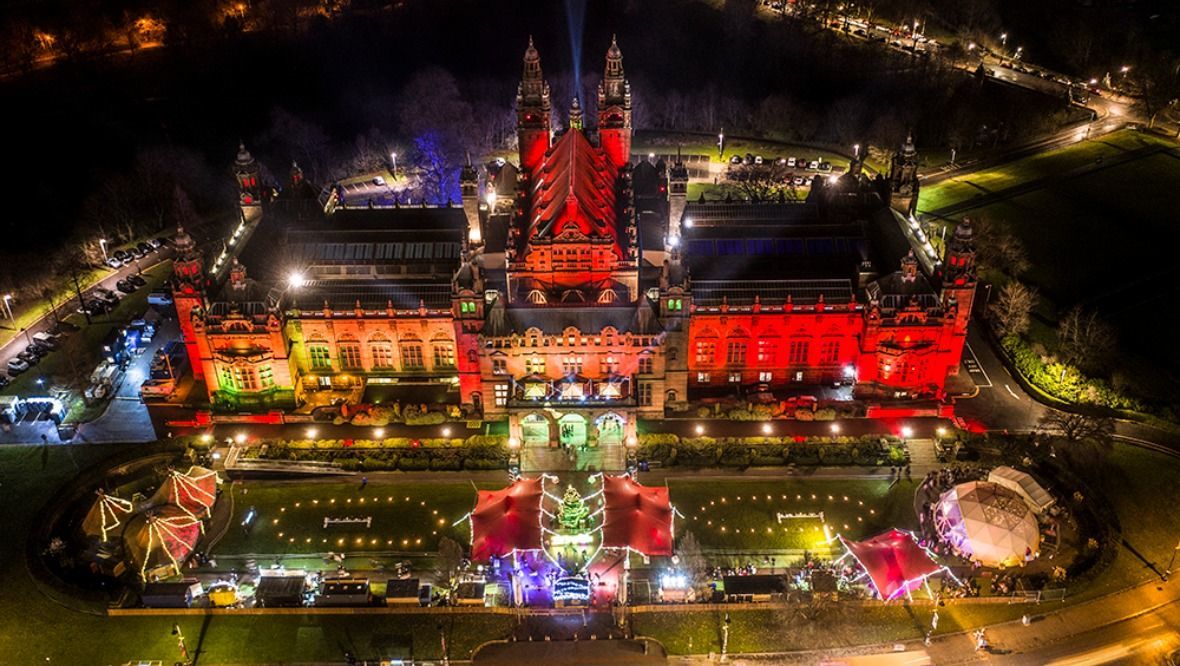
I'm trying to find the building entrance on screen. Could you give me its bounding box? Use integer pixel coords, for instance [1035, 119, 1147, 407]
[558, 413, 588, 449]
[522, 413, 551, 447]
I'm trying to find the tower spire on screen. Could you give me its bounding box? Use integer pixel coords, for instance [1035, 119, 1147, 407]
[517, 37, 553, 172]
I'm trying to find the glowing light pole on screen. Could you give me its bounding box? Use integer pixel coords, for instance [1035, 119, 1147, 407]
[390, 152, 397, 176]
[717, 128, 725, 159]
[2, 294, 12, 322]
[853, 143, 860, 159]
[98, 238, 108, 263]
[721, 612, 731, 662]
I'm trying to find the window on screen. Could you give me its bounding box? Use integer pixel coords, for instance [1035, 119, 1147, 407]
[757, 339, 777, 364]
[527, 290, 547, 304]
[234, 366, 258, 391]
[820, 340, 841, 365]
[696, 371, 711, 383]
[460, 301, 476, 314]
[726, 340, 747, 365]
[526, 356, 546, 375]
[401, 343, 424, 369]
[602, 355, 618, 374]
[788, 339, 810, 364]
[259, 365, 275, 388]
[492, 358, 507, 375]
[432, 342, 455, 368]
[309, 343, 332, 370]
[695, 340, 715, 366]
[339, 342, 362, 370]
[218, 365, 235, 391]
[638, 355, 654, 375]
[728, 371, 742, 383]
[638, 382, 653, 406]
[667, 298, 683, 312]
[758, 371, 773, 383]
[494, 383, 509, 407]
[370, 342, 394, 369]
[562, 356, 583, 375]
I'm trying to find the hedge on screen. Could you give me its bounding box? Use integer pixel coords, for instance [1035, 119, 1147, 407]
[635, 433, 904, 468]
[240, 436, 509, 471]
[1001, 334, 1145, 412]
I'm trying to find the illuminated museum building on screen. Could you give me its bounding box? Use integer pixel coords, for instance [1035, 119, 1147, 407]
[171, 37, 976, 446]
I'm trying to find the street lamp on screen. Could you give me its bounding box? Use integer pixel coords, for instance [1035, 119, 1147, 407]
[830, 423, 841, 435]
[717, 128, 725, 159]
[1000, 32, 1008, 48]
[390, 152, 397, 175]
[901, 426, 914, 439]
[1015, 46, 1023, 60]
[853, 143, 860, 159]
[99, 238, 108, 262]
[287, 271, 307, 289]
[2, 294, 12, 321]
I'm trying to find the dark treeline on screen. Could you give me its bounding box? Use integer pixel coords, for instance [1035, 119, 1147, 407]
[0, 0, 1092, 293]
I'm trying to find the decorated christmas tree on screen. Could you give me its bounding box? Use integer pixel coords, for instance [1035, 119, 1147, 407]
[558, 485, 590, 530]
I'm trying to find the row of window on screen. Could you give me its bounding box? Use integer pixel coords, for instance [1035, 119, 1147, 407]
[696, 370, 792, 384]
[492, 381, 658, 407]
[694, 339, 841, 366]
[494, 355, 655, 376]
[218, 364, 276, 392]
[307, 342, 455, 372]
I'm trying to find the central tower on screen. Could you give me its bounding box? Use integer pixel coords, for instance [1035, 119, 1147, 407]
[597, 36, 632, 169]
[516, 37, 553, 174]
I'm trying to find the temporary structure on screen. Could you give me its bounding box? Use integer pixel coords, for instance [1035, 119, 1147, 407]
[150, 466, 219, 519]
[123, 505, 204, 581]
[81, 490, 135, 542]
[469, 477, 544, 561]
[988, 466, 1055, 514]
[839, 529, 946, 600]
[601, 475, 674, 556]
[934, 481, 1040, 567]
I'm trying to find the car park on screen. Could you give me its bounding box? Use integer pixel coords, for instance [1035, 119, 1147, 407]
[6, 359, 29, 375]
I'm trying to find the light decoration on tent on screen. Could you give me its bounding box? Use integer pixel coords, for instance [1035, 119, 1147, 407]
[156, 467, 220, 520]
[136, 512, 204, 581]
[832, 528, 962, 601]
[87, 490, 135, 542]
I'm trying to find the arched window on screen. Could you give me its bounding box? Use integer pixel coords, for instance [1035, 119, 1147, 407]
[527, 289, 547, 304]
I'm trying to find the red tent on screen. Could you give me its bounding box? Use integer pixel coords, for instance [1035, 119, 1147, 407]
[470, 477, 543, 561]
[601, 475, 674, 556]
[840, 529, 942, 600]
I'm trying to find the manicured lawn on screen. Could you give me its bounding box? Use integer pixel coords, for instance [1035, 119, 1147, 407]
[667, 478, 920, 555]
[918, 130, 1175, 212]
[214, 480, 482, 557]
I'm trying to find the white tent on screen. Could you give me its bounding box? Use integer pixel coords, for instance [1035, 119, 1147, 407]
[934, 481, 1040, 568]
[989, 466, 1055, 514]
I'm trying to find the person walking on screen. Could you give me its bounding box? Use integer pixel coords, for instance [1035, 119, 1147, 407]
[360, 476, 368, 490]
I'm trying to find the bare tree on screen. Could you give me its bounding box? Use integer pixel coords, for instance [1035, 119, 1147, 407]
[727, 161, 796, 200]
[1039, 411, 1115, 444]
[1058, 306, 1116, 374]
[989, 281, 1037, 338]
[433, 537, 466, 600]
[675, 531, 710, 601]
[972, 217, 1028, 276]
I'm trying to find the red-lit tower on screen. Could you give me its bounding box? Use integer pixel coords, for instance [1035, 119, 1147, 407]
[516, 37, 552, 173]
[233, 141, 262, 206]
[941, 218, 977, 335]
[171, 224, 208, 380]
[597, 36, 632, 169]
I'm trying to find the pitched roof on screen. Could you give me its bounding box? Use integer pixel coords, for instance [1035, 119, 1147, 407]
[528, 129, 620, 253]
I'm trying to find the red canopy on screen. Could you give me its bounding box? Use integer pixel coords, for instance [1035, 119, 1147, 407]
[840, 529, 941, 600]
[470, 477, 543, 561]
[601, 475, 674, 556]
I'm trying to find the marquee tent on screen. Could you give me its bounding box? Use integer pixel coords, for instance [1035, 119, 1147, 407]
[989, 466, 1055, 514]
[839, 529, 943, 600]
[601, 475, 674, 556]
[150, 466, 219, 519]
[470, 477, 543, 561]
[935, 481, 1040, 567]
[81, 490, 135, 542]
[123, 505, 204, 581]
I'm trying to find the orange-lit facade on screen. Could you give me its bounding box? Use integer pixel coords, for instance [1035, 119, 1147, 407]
[170, 38, 975, 443]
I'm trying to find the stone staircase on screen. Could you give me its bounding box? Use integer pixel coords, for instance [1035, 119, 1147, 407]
[520, 444, 627, 473]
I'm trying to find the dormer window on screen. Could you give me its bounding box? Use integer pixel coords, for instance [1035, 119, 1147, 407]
[527, 290, 547, 304]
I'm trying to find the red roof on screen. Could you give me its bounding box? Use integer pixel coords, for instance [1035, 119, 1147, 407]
[840, 529, 941, 600]
[470, 477, 544, 560]
[528, 129, 621, 254]
[601, 475, 673, 556]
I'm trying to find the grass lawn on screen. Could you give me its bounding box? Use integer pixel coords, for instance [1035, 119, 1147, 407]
[918, 130, 1175, 212]
[214, 480, 482, 557]
[1, 260, 172, 408]
[668, 478, 919, 556]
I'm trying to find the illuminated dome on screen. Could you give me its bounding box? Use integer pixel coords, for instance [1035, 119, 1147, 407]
[934, 481, 1039, 568]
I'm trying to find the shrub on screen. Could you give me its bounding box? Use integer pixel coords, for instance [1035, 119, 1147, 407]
[405, 411, 446, 425]
[397, 457, 431, 471]
[813, 408, 836, 421]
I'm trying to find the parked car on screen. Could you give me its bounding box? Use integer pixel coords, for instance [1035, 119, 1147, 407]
[106, 257, 124, 269]
[16, 350, 38, 365]
[0, 374, 9, 388]
[53, 321, 80, 334]
[818, 161, 833, 172]
[114, 249, 130, 262]
[787, 157, 797, 167]
[31, 332, 59, 350]
[808, 160, 820, 170]
[116, 279, 137, 294]
[27, 343, 50, 358]
[753, 155, 764, 165]
[149, 238, 165, 249]
[128, 274, 147, 287]
[6, 359, 29, 375]
[137, 241, 155, 255]
[148, 291, 174, 308]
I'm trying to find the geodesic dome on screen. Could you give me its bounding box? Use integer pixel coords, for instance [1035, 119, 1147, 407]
[934, 481, 1039, 568]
